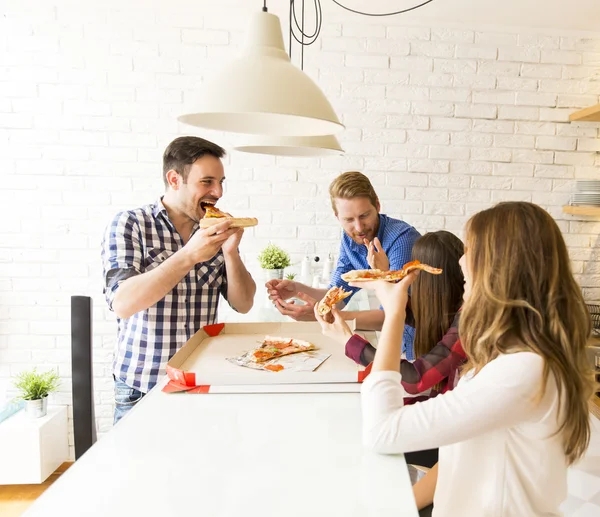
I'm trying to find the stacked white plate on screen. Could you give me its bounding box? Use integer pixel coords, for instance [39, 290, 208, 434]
[572, 180, 600, 206]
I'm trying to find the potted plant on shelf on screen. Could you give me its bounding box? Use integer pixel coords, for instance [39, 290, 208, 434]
[258, 243, 291, 281]
[13, 368, 60, 419]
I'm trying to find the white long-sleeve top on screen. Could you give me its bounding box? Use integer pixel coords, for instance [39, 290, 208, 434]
[361, 352, 567, 517]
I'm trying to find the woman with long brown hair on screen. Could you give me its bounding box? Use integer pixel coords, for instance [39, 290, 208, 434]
[346, 202, 594, 516]
[320, 231, 466, 402]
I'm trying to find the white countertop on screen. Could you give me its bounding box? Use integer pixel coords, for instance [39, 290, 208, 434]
[23, 380, 418, 517]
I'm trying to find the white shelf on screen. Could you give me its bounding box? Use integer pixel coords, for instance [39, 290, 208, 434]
[0, 405, 69, 484]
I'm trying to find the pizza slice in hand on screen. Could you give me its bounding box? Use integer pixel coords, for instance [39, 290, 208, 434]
[317, 286, 352, 323]
[250, 336, 316, 363]
[341, 260, 443, 283]
[386, 260, 443, 280]
[199, 202, 258, 229]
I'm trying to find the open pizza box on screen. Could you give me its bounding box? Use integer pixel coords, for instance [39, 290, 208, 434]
[163, 321, 376, 394]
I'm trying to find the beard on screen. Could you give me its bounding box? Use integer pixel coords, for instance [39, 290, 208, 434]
[348, 228, 376, 244]
[184, 200, 202, 223]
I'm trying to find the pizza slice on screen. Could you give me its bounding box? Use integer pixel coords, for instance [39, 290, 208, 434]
[386, 260, 443, 280]
[317, 286, 353, 318]
[250, 336, 316, 363]
[340, 269, 389, 282]
[341, 260, 443, 283]
[199, 202, 258, 229]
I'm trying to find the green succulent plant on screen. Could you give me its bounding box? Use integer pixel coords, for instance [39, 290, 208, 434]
[258, 244, 291, 270]
[13, 368, 61, 401]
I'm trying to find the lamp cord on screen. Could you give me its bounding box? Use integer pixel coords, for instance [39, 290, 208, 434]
[331, 0, 437, 17]
[290, 1, 322, 47]
[287, 0, 437, 69]
[289, 0, 322, 70]
[301, 0, 304, 69]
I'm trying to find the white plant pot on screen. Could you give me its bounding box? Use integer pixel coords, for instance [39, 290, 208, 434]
[263, 268, 284, 281]
[24, 396, 48, 419]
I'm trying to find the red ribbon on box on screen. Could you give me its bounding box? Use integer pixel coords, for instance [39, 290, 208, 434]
[162, 323, 225, 393]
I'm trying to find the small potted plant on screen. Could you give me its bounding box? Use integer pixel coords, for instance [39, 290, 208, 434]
[13, 368, 60, 419]
[285, 273, 297, 280]
[258, 243, 291, 281]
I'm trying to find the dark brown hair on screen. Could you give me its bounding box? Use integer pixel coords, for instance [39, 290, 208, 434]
[460, 202, 594, 465]
[162, 136, 225, 188]
[411, 231, 465, 359]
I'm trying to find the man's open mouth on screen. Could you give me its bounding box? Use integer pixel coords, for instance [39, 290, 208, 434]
[200, 201, 216, 210]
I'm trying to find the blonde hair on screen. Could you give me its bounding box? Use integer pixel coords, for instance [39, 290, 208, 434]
[460, 202, 594, 465]
[328, 171, 379, 215]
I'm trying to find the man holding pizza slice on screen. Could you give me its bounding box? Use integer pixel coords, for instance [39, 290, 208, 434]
[102, 136, 256, 423]
[266, 170, 421, 358]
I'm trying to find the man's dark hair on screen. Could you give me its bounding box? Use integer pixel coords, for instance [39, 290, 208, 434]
[162, 136, 226, 188]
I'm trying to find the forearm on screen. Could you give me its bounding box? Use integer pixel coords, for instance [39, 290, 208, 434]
[112, 249, 194, 319]
[223, 251, 256, 313]
[413, 463, 438, 510]
[295, 282, 328, 301]
[361, 353, 546, 454]
[372, 310, 406, 372]
[342, 309, 384, 330]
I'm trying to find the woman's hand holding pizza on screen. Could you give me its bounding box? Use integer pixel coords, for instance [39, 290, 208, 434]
[349, 271, 419, 315]
[314, 306, 354, 345]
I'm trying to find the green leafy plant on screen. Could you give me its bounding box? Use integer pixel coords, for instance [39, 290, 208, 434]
[258, 244, 291, 270]
[13, 368, 61, 401]
[285, 273, 297, 280]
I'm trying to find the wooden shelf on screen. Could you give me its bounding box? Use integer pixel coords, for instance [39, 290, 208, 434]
[562, 205, 600, 216]
[591, 396, 600, 421]
[569, 104, 600, 122]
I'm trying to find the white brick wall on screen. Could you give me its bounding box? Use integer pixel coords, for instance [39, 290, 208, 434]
[1, 0, 600, 457]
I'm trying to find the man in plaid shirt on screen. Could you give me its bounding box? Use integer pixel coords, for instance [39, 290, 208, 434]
[267, 171, 420, 358]
[101, 136, 256, 423]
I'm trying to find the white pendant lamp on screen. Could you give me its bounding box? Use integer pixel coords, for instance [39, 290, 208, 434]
[177, 10, 343, 137]
[234, 134, 344, 157]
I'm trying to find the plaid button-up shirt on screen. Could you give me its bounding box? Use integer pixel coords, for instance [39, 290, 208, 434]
[101, 198, 228, 393]
[330, 213, 421, 359]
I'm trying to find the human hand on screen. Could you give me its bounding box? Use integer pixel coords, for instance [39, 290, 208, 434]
[265, 279, 297, 302]
[184, 220, 237, 264]
[349, 271, 419, 314]
[314, 306, 354, 345]
[221, 228, 244, 256]
[274, 292, 316, 321]
[364, 237, 389, 271]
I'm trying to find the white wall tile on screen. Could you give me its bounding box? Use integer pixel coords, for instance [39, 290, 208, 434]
[2, 0, 600, 455]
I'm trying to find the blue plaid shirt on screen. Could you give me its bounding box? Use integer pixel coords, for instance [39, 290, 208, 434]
[329, 214, 421, 360]
[101, 198, 228, 393]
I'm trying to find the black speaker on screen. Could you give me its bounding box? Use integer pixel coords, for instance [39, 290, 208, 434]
[70, 296, 97, 459]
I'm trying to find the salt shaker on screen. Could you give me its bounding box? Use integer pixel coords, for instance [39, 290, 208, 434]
[300, 255, 311, 285]
[322, 253, 334, 283]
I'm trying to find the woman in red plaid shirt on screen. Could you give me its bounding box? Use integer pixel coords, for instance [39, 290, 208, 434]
[317, 230, 467, 402]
